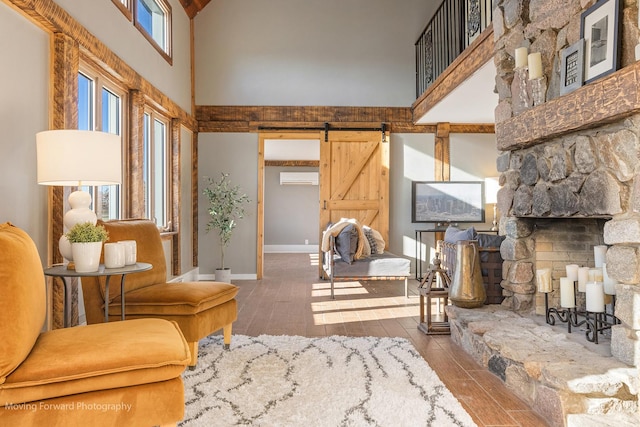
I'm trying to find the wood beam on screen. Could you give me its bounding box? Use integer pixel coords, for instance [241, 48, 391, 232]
[434, 123, 451, 182]
[265, 160, 320, 167]
[412, 27, 495, 123]
[496, 62, 640, 151]
[197, 106, 494, 134]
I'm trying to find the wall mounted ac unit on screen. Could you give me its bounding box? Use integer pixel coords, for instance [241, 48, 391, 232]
[279, 172, 319, 186]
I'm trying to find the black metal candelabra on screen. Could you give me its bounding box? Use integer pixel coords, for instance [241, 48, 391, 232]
[544, 281, 619, 344]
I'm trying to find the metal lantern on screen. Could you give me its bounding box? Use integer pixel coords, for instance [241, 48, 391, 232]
[417, 252, 451, 335]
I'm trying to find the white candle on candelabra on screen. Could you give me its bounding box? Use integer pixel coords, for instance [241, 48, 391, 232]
[515, 47, 528, 68]
[602, 263, 618, 295]
[536, 268, 552, 293]
[578, 266, 589, 292]
[594, 245, 607, 268]
[588, 268, 603, 283]
[565, 264, 579, 282]
[528, 52, 543, 79]
[585, 281, 605, 313]
[559, 277, 575, 308]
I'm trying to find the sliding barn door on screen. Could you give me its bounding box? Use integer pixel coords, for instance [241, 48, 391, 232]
[319, 131, 390, 246]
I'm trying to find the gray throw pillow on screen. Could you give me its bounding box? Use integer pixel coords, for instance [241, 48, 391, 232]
[476, 233, 505, 248]
[444, 226, 476, 243]
[335, 224, 358, 264]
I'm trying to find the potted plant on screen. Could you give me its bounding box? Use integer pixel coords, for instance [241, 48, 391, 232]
[203, 173, 250, 283]
[65, 222, 109, 273]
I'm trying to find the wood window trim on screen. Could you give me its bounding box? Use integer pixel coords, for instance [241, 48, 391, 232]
[111, 0, 132, 21]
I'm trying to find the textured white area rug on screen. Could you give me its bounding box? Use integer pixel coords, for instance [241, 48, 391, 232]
[181, 334, 476, 426]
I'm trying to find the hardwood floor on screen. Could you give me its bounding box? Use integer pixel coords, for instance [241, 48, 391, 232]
[231, 253, 549, 427]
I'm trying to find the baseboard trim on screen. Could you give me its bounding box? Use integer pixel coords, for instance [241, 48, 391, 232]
[199, 273, 258, 281]
[264, 244, 319, 253]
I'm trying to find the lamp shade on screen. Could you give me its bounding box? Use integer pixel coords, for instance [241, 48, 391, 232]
[36, 130, 121, 186]
[484, 176, 499, 204]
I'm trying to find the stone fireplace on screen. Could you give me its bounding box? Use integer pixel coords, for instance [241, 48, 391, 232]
[444, 1, 640, 425]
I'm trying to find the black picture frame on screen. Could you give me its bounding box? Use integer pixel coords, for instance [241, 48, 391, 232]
[580, 0, 622, 84]
[411, 181, 485, 224]
[560, 39, 585, 95]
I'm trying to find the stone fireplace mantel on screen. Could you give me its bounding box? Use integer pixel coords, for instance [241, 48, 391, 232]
[496, 62, 640, 151]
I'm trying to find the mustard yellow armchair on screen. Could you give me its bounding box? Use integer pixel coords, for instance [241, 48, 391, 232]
[0, 223, 190, 426]
[81, 219, 239, 367]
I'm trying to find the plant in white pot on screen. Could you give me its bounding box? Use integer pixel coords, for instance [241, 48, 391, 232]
[203, 173, 250, 283]
[65, 222, 109, 273]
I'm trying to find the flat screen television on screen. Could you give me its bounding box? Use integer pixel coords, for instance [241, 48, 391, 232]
[412, 181, 485, 223]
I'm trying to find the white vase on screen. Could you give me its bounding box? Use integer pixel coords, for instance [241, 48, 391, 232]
[72, 241, 103, 273]
[215, 268, 231, 283]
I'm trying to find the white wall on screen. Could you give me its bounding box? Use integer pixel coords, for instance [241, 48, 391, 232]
[0, 3, 50, 260]
[264, 166, 319, 248]
[54, 0, 192, 113]
[194, 0, 438, 106]
[198, 133, 258, 276]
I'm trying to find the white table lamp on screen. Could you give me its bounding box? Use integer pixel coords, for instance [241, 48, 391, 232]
[36, 130, 121, 261]
[484, 177, 500, 231]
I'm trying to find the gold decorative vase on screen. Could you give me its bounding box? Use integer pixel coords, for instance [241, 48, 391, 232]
[449, 240, 486, 308]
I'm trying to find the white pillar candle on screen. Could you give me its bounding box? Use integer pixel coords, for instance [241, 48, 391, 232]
[578, 266, 590, 292]
[536, 268, 552, 293]
[121, 240, 137, 265]
[594, 245, 607, 268]
[559, 277, 575, 308]
[104, 242, 125, 269]
[602, 263, 618, 295]
[565, 264, 579, 282]
[528, 52, 543, 79]
[515, 47, 528, 68]
[585, 282, 605, 313]
[588, 268, 603, 283]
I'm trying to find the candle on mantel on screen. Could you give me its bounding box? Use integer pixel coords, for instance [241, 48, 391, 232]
[578, 266, 590, 292]
[536, 268, 552, 293]
[566, 264, 579, 282]
[515, 47, 528, 68]
[594, 245, 607, 268]
[586, 281, 605, 313]
[560, 277, 575, 308]
[602, 263, 618, 295]
[528, 52, 543, 79]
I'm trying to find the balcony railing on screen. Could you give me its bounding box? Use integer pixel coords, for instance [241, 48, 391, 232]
[415, 0, 493, 98]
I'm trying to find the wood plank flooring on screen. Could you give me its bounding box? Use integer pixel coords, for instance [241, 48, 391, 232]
[231, 253, 549, 427]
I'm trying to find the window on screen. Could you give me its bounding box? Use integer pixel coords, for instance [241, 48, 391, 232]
[112, 0, 132, 20]
[142, 109, 170, 230]
[134, 0, 172, 63]
[77, 66, 126, 221]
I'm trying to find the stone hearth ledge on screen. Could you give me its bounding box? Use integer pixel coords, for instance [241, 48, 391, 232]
[446, 305, 639, 427]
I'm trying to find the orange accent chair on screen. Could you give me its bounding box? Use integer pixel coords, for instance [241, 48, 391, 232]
[0, 222, 190, 426]
[81, 219, 238, 367]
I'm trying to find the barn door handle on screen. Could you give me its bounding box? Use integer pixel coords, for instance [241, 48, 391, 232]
[323, 200, 327, 210]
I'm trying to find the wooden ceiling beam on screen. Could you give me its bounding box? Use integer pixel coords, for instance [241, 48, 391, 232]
[178, 0, 212, 19]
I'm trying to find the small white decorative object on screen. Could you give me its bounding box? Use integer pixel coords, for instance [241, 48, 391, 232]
[121, 240, 137, 265]
[578, 266, 590, 292]
[585, 281, 605, 313]
[594, 245, 607, 268]
[565, 264, 579, 282]
[602, 263, 618, 295]
[560, 277, 576, 308]
[536, 268, 552, 293]
[104, 242, 126, 269]
[72, 242, 103, 273]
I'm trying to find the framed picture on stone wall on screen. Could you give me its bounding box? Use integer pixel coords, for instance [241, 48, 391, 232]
[560, 39, 584, 96]
[580, 0, 622, 84]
